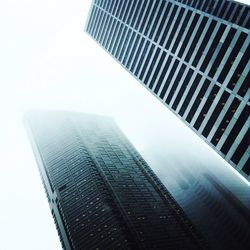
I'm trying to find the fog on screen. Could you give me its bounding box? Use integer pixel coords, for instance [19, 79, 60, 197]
[0, 0, 249, 249]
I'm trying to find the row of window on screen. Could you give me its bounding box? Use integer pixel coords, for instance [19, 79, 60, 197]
[176, 0, 250, 29]
[91, 0, 249, 98]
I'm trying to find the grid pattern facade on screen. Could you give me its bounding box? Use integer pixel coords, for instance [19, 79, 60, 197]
[26, 112, 206, 250]
[85, 0, 250, 181]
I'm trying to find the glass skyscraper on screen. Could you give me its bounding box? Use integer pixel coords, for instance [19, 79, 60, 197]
[85, 0, 250, 181]
[25, 111, 206, 250]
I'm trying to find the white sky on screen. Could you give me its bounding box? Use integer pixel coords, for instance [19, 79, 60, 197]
[0, 1, 249, 249]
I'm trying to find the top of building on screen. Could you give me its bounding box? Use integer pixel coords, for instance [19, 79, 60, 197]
[174, 0, 250, 29]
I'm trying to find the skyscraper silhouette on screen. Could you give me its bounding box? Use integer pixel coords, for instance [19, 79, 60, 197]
[25, 111, 206, 249]
[85, 0, 250, 181]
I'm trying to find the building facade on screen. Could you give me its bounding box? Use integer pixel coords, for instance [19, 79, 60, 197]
[85, 0, 250, 181]
[25, 111, 206, 249]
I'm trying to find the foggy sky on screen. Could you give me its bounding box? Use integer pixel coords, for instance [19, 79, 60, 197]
[0, 1, 249, 249]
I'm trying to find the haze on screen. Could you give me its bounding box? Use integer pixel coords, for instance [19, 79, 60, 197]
[0, 1, 249, 249]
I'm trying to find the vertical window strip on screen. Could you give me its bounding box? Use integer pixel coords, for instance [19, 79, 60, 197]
[178, 73, 202, 116]
[238, 69, 250, 98]
[152, 52, 170, 94]
[191, 20, 217, 68]
[217, 32, 247, 84]
[138, 44, 155, 81]
[86, 6, 97, 34]
[238, 7, 248, 27]
[220, 105, 249, 155]
[227, 43, 250, 92]
[208, 27, 236, 78]
[114, 26, 128, 59]
[130, 1, 142, 28]
[134, 1, 149, 30]
[122, 31, 136, 66]
[130, 37, 145, 73]
[92, 8, 103, 39]
[200, 23, 227, 73]
[106, 19, 119, 52]
[144, 47, 161, 86]
[231, 128, 250, 165]
[138, 0, 156, 34]
[183, 15, 207, 63]
[112, 0, 122, 16]
[171, 68, 194, 111]
[88, 7, 99, 36]
[185, 78, 210, 123]
[177, 13, 200, 59]
[159, 5, 178, 46]
[118, 0, 129, 20]
[100, 15, 112, 47]
[201, 91, 230, 138]
[193, 84, 220, 131]
[96, 11, 108, 43]
[110, 22, 123, 57]
[241, 157, 250, 175]
[118, 28, 132, 62]
[121, 0, 133, 23]
[168, 8, 189, 53]
[159, 60, 180, 99]
[211, 98, 241, 146]
[134, 40, 151, 77]
[172, 10, 192, 54]
[144, 0, 163, 37]
[161, 62, 184, 102]
[232, 5, 243, 23]
[126, 0, 139, 26]
[103, 17, 116, 50]
[148, 50, 167, 90]
[126, 34, 140, 69]
[165, 7, 185, 50]
[152, 3, 171, 43]
[165, 64, 187, 105]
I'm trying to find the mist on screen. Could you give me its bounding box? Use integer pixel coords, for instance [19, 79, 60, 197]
[0, 0, 249, 249]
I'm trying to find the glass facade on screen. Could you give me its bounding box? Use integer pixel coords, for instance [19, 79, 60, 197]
[25, 111, 206, 250]
[85, 0, 250, 181]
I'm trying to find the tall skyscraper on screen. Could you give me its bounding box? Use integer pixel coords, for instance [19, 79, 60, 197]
[85, 0, 250, 181]
[25, 111, 206, 250]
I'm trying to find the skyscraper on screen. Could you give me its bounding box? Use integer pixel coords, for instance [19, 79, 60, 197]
[25, 111, 206, 250]
[85, 0, 250, 181]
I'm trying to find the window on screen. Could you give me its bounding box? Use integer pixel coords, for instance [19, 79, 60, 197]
[200, 24, 226, 72]
[179, 73, 202, 116]
[231, 129, 249, 165]
[172, 10, 192, 54]
[154, 54, 172, 94]
[154, 3, 172, 42]
[208, 27, 237, 78]
[165, 7, 185, 50]
[193, 84, 220, 130]
[165, 64, 187, 104]
[227, 43, 250, 91]
[159, 60, 179, 99]
[184, 16, 208, 63]
[171, 68, 194, 110]
[186, 79, 210, 123]
[221, 105, 249, 155]
[148, 51, 167, 89]
[192, 20, 217, 67]
[144, 47, 161, 85]
[202, 91, 230, 138]
[217, 32, 247, 84]
[177, 13, 200, 58]
[159, 5, 178, 46]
